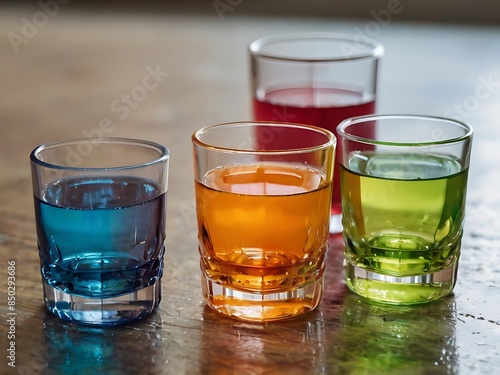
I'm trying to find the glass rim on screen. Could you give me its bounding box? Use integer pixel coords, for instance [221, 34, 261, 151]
[337, 114, 474, 146]
[30, 137, 170, 171]
[192, 121, 336, 154]
[248, 32, 384, 62]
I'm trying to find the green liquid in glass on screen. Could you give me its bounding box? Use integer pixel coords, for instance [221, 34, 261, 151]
[341, 152, 468, 304]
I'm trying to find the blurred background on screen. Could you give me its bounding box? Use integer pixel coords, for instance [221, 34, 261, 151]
[1, 0, 500, 228]
[4, 0, 500, 24]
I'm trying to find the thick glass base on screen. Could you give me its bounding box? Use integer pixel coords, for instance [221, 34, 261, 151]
[345, 261, 458, 305]
[202, 274, 323, 322]
[43, 279, 161, 326]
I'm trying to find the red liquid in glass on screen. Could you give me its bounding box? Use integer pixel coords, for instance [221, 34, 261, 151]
[253, 87, 375, 215]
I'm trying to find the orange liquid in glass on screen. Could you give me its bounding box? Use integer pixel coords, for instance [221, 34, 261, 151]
[195, 163, 332, 321]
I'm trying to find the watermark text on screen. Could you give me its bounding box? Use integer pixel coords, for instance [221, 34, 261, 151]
[64, 64, 169, 166]
[6, 260, 16, 368]
[7, 0, 71, 54]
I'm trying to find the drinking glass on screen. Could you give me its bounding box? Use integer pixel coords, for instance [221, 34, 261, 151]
[192, 122, 336, 321]
[337, 115, 473, 304]
[31, 138, 169, 325]
[250, 32, 383, 232]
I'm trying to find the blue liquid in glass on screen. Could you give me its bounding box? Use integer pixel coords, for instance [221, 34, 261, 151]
[34, 176, 166, 299]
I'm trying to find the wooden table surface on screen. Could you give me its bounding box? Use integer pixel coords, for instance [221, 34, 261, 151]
[1, 6, 500, 374]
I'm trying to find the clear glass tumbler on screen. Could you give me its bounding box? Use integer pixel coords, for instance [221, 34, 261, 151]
[337, 115, 473, 304]
[31, 137, 169, 325]
[192, 121, 336, 321]
[250, 32, 384, 233]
